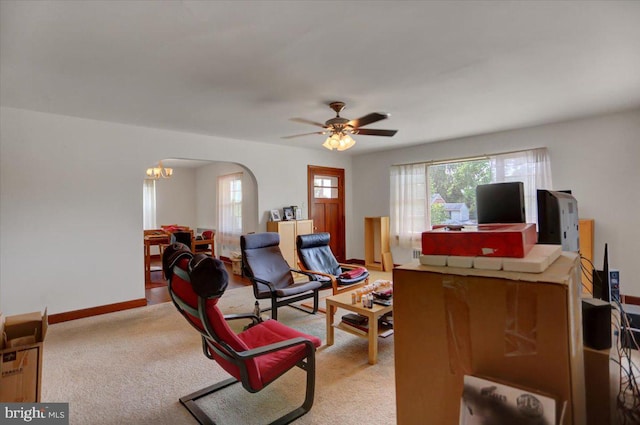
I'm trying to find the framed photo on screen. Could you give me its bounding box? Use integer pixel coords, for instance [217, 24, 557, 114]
[270, 209, 281, 222]
[283, 207, 294, 221]
[294, 206, 303, 220]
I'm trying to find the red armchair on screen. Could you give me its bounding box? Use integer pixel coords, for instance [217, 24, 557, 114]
[164, 243, 321, 424]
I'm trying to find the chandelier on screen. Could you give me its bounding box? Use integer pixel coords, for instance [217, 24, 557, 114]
[322, 131, 356, 151]
[146, 160, 173, 180]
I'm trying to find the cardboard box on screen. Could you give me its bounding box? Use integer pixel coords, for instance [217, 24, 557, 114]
[393, 253, 585, 424]
[0, 309, 47, 402]
[421, 223, 537, 258]
[231, 258, 242, 275]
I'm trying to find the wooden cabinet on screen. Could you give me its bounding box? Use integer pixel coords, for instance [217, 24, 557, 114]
[267, 219, 313, 268]
[364, 216, 392, 271]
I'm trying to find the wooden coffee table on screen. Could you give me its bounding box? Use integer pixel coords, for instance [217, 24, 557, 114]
[325, 291, 393, 365]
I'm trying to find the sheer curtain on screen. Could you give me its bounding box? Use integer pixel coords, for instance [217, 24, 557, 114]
[489, 147, 552, 224]
[143, 179, 156, 229]
[217, 173, 243, 258]
[390, 163, 428, 249]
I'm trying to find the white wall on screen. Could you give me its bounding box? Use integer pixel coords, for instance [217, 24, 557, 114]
[352, 108, 640, 297]
[0, 107, 352, 316]
[155, 167, 197, 229]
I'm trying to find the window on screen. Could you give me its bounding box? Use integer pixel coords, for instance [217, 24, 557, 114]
[143, 179, 156, 229]
[218, 173, 243, 257]
[314, 176, 339, 199]
[390, 148, 552, 248]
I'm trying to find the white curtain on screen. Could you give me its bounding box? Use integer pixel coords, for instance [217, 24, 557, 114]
[390, 163, 428, 249]
[143, 179, 156, 229]
[218, 173, 243, 258]
[489, 147, 553, 224]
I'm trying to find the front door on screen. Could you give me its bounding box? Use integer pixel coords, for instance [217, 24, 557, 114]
[307, 165, 346, 262]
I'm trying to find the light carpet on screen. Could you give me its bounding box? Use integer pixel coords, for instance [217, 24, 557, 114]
[42, 280, 396, 424]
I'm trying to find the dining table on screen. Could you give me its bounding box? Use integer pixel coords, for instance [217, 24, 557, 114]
[144, 232, 170, 284]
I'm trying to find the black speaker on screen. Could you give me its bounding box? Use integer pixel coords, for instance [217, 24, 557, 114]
[582, 298, 612, 350]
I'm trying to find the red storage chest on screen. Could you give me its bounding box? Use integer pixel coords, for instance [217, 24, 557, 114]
[421, 223, 537, 258]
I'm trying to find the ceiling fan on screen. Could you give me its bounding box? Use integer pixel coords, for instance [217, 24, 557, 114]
[283, 101, 398, 151]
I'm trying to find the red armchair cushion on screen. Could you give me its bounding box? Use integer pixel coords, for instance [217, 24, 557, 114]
[239, 320, 321, 386]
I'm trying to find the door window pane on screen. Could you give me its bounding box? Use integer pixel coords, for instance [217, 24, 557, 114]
[314, 175, 338, 199]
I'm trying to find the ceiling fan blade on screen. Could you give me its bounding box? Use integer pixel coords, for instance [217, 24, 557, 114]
[290, 117, 327, 128]
[349, 112, 389, 128]
[355, 128, 398, 137]
[281, 131, 327, 139]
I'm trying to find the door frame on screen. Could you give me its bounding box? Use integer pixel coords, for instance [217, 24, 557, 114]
[307, 165, 346, 262]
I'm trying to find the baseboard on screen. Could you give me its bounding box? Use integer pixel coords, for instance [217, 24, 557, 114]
[622, 295, 640, 306]
[346, 258, 365, 265]
[347, 259, 399, 268]
[48, 298, 148, 324]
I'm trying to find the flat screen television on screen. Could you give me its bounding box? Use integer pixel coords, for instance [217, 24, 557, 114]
[476, 182, 526, 224]
[536, 189, 579, 252]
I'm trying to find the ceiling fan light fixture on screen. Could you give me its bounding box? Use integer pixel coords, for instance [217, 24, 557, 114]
[323, 133, 356, 151]
[337, 134, 355, 151]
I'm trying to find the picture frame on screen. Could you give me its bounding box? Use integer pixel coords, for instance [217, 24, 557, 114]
[294, 206, 303, 220]
[283, 207, 294, 221]
[270, 209, 281, 222]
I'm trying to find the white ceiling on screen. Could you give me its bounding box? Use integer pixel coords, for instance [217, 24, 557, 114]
[2, 1, 640, 155]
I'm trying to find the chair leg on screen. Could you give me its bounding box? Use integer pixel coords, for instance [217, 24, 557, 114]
[179, 377, 239, 425]
[271, 296, 278, 321]
[269, 354, 316, 425]
[179, 357, 315, 425]
[311, 290, 319, 314]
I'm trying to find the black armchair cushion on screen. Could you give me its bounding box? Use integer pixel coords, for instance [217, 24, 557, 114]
[296, 233, 342, 276]
[241, 232, 321, 298]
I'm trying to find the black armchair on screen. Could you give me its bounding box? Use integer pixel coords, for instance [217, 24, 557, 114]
[241, 232, 323, 320]
[296, 232, 369, 296]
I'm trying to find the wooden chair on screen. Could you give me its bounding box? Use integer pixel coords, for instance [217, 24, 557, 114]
[193, 230, 216, 257]
[296, 232, 369, 296]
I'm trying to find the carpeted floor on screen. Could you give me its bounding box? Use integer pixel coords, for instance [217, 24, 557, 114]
[42, 278, 396, 424]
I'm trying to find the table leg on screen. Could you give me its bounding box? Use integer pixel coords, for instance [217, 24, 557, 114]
[326, 302, 335, 346]
[368, 314, 379, 365]
[144, 243, 151, 284]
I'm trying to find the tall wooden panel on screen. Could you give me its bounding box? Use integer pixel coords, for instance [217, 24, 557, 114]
[364, 216, 391, 271]
[579, 218, 595, 295]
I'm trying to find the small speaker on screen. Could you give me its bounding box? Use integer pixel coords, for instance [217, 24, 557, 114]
[582, 298, 612, 350]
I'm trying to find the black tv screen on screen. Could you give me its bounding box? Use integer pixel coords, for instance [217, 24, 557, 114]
[476, 182, 526, 224]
